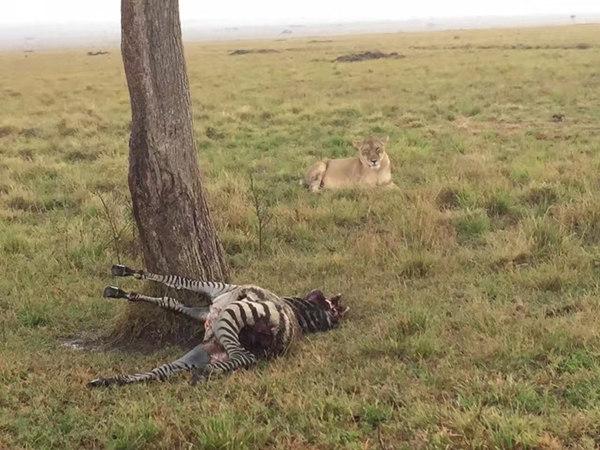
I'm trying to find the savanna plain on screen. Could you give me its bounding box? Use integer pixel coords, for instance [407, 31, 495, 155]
[1, 25, 600, 449]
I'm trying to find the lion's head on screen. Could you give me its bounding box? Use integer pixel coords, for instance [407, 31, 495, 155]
[354, 136, 389, 169]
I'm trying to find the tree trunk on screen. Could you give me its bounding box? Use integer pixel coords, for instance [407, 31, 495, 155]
[116, 0, 228, 345]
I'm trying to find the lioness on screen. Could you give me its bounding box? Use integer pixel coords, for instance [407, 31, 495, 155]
[304, 136, 395, 192]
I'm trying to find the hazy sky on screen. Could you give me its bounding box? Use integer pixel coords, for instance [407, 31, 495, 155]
[2, 0, 599, 25]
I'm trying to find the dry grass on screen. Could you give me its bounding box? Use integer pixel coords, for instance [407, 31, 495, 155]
[1, 24, 600, 448]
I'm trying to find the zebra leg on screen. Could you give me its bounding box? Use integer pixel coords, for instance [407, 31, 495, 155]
[88, 344, 211, 388]
[110, 264, 237, 299]
[102, 286, 209, 321]
[191, 349, 257, 385]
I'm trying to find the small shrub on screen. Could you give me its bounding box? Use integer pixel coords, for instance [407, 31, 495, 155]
[17, 304, 50, 328]
[397, 203, 457, 249]
[534, 273, 564, 292]
[486, 190, 521, 225]
[64, 150, 98, 163]
[6, 194, 79, 213]
[42, 196, 79, 211]
[557, 350, 595, 374]
[563, 377, 600, 408]
[360, 404, 391, 429]
[466, 105, 481, 116]
[57, 119, 77, 137]
[553, 197, 600, 244]
[195, 416, 267, 450]
[410, 333, 443, 358]
[0, 125, 18, 137]
[400, 254, 434, 278]
[21, 128, 42, 138]
[205, 126, 225, 140]
[510, 169, 530, 185]
[522, 184, 558, 208]
[486, 191, 512, 216]
[1, 233, 30, 254]
[392, 311, 428, 337]
[334, 107, 360, 118]
[18, 149, 35, 161]
[106, 418, 160, 450]
[454, 210, 490, 242]
[7, 195, 40, 212]
[528, 219, 562, 256]
[435, 187, 461, 210]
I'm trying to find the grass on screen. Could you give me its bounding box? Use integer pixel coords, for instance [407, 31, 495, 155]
[1, 24, 600, 448]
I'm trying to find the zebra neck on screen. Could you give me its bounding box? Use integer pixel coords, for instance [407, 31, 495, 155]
[283, 297, 333, 333]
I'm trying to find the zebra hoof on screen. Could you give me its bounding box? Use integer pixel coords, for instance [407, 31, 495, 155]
[111, 264, 136, 277]
[103, 285, 127, 299]
[87, 378, 110, 388]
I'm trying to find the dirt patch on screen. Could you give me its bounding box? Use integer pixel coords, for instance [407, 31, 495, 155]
[334, 51, 405, 63]
[436, 187, 462, 210]
[61, 334, 103, 352]
[229, 49, 279, 56]
[62, 326, 200, 354]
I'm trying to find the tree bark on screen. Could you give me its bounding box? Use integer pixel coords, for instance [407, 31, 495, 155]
[117, 0, 228, 344]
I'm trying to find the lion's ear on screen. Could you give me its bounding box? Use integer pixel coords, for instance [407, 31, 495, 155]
[381, 136, 389, 146]
[352, 139, 362, 150]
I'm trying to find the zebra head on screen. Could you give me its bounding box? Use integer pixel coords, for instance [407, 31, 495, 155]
[304, 289, 349, 327]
